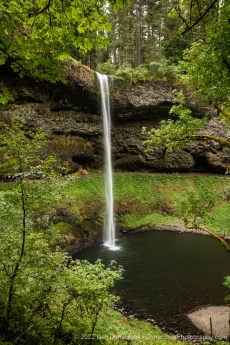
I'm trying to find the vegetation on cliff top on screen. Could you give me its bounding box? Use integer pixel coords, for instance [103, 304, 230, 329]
[0, 0, 128, 84]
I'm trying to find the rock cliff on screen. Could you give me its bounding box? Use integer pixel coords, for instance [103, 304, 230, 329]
[1, 61, 230, 174]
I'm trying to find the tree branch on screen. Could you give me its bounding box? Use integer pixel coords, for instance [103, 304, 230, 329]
[31, 0, 52, 27]
[175, 7, 190, 30]
[188, 226, 230, 253]
[0, 260, 11, 278]
[158, 133, 230, 152]
[223, 57, 230, 74]
[36, 0, 52, 16]
[181, 0, 219, 35]
[187, 134, 230, 148]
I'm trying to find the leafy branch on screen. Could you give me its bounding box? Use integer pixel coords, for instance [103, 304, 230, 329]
[142, 90, 210, 153]
[174, 186, 230, 253]
[0, 118, 124, 343]
[180, 0, 219, 35]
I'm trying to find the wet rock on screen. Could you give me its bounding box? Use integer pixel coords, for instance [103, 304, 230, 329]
[1, 63, 230, 174]
[65, 232, 102, 255]
[114, 155, 145, 171]
[157, 149, 195, 172]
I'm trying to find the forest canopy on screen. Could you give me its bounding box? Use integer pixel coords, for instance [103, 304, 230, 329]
[0, 0, 128, 82]
[175, 0, 230, 109]
[2, 0, 228, 103]
[142, 0, 230, 154]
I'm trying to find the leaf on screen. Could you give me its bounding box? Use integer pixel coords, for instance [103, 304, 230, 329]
[0, 87, 14, 104]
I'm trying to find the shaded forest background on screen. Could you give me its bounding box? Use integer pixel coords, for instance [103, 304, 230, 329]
[81, 0, 190, 79]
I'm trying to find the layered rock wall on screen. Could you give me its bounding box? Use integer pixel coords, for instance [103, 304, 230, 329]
[1, 63, 230, 174]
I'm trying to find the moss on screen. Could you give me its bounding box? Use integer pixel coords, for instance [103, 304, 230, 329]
[120, 213, 178, 229]
[192, 134, 230, 148]
[42, 136, 94, 165]
[58, 173, 230, 236]
[4, 173, 229, 243]
[55, 221, 74, 234]
[211, 232, 230, 253]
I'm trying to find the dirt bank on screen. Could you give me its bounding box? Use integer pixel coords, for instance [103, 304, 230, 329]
[187, 305, 230, 339]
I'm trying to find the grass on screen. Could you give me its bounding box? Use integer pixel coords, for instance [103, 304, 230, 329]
[207, 203, 230, 233]
[65, 173, 230, 233]
[116, 173, 230, 234]
[94, 308, 186, 345]
[120, 213, 179, 228]
[1, 173, 229, 236]
[59, 173, 230, 236]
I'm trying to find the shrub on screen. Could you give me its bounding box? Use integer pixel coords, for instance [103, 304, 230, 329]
[174, 186, 221, 228]
[149, 60, 177, 81]
[96, 61, 176, 83]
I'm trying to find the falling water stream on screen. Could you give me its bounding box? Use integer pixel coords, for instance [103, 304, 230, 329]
[96, 73, 118, 250]
[80, 73, 230, 335]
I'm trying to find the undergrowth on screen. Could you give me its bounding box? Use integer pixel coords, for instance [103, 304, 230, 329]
[96, 60, 178, 83]
[2, 173, 229, 239]
[60, 173, 230, 236]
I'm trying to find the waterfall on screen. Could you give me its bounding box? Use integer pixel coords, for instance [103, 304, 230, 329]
[96, 72, 118, 250]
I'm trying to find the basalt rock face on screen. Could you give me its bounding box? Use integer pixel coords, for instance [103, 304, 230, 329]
[1, 63, 230, 174]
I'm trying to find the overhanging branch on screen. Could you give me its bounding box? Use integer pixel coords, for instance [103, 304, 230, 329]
[181, 0, 219, 35]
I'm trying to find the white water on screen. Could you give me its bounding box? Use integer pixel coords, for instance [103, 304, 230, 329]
[96, 73, 119, 250]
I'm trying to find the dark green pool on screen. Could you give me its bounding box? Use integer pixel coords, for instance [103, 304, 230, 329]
[74, 231, 230, 334]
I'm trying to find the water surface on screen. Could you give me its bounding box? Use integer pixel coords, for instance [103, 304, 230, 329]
[74, 231, 230, 334]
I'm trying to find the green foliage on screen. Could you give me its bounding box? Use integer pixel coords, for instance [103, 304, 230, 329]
[149, 60, 177, 81]
[1, 143, 229, 343]
[97, 62, 150, 83]
[104, 0, 184, 71]
[163, 32, 191, 64]
[202, 341, 229, 345]
[61, 173, 230, 235]
[0, 118, 59, 179]
[97, 60, 118, 76]
[143, 90, 209, 152]
[0, 0, 128, 82]
[224, 185, 230, 201]
[208, 203, 230, 234]
[223, 275, 230, 304]
[174, 185, 221, 228]
[0, 119, 124, 344]
[143, 0, 230, 164]
[97, 60, 177, 83]
[114, 64, 149, 83]
[176, 1, 230, 110]
[0, 88, 14, 105]
[64, 176, 104, 200]
[71, 173, 229, 235]
[120, 212, 176, 229]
